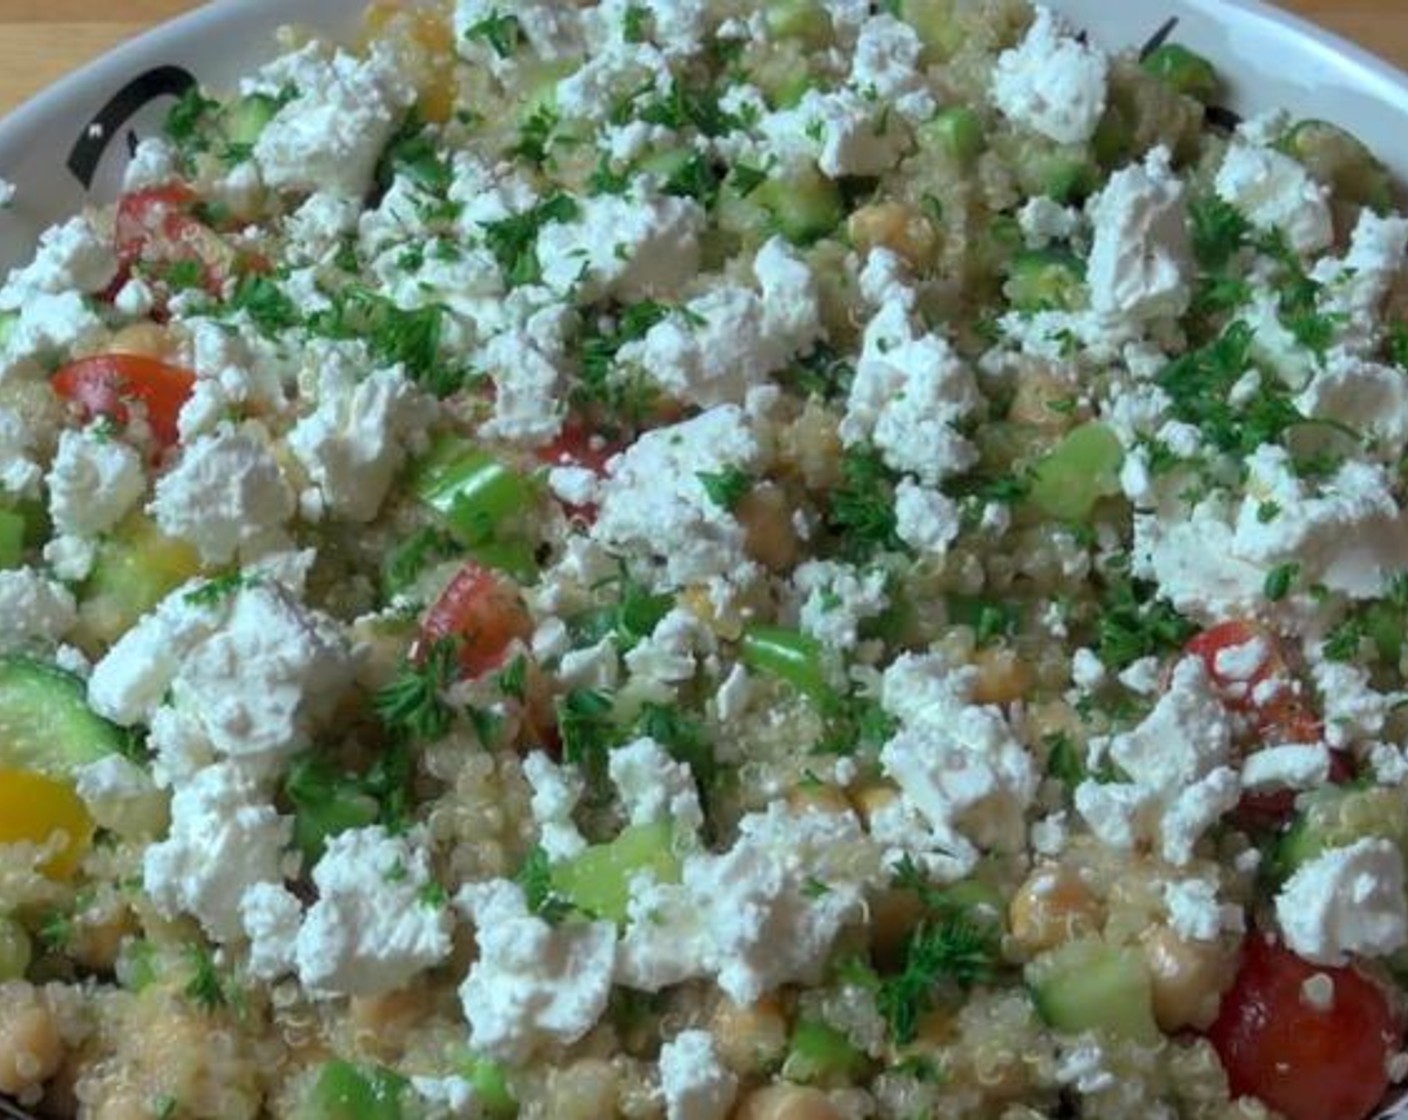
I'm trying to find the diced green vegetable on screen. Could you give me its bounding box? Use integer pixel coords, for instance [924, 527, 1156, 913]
[0, 915, 31, 981]
[0, 508, 23, 569]
[1037, 152, 1099, 204]
[754, 169, 845, 246]
[921, 106, 985, 167]
[781, 1019, 869, 1085]
[1141, 44, 1220, 102]
[77, 514, 203, 649]
[1268, 785, 1408, 885]
[0, 310, 17, 349]
[1004, 247, 1086, 313]
[460, 1057, 518, 1119]
[0, 656, 130, 776]
[1027, 423, 1124, 522]
[1278, 119, 1395, 212]
[1027, 938, 1160, 1044]
[550, 820, 681, 924]
[301, 1060, 408, 1120]
[765, 0, 831, 49]
[740, 626, 834, 706]
[410, 438, 539, 577]
[223, 92, 281, 147]
[284, 756, 382, 863]
[900, 0, 961, 63]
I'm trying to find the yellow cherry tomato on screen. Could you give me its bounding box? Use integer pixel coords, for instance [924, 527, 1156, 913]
[0, 770, 94, 879]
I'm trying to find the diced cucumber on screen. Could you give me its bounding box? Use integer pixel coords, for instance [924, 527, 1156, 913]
[0, 311, 17, 350]
[1027, 938, 1160, 1044]
[411, 438, 536, 544]
[900, 0, 961, 63]
[0, 915, 31, 981]
[551, 820, 681, 924]
[1268, 785, 1408, 884]
[1004, 247, 1086, 313]
[1278, 119, 1395, 213]
[754, 169, 845, 246]
[1141, 44, 1220, 103]
[781, 1019, 868, 1085]
[0, 509, 23, 569]
[77, 514, 202, 650]
[1028, 423, 1124, 522]
[0, 656, 129, 776]
[766, 0, 831, 49]
[300, 1060, 407, 1120]
[921, 106, 985, 168]
[460, 1057, 518, 1119]
[741, 626, 834, 706]
[1037, 152, 1099, 204]
[223, 93, 281, 147]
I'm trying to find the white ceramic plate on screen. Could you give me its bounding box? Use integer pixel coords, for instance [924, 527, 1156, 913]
[2, 1, 1408, 1117]
[1, 0, 1408, 277]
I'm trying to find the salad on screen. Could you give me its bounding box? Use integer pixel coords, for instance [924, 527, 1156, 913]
[0, 0, 1406, 1117]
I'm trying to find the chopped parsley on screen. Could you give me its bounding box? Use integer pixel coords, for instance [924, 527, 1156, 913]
[497, 653, 528, 701]
[510, 104, 560, 168]
[184, 569, 257, 607]
[463, 9, 522, 57]
[184, 943, 229, 1011]
[375, 111, 453, 197]
[557, 688, 617, 785]
[697, 466, 753, 511]
[827, 446, 905, 560]
[1188, 195, 1251, 271]
[482, 192, 580, 286]
[226, 273, 300, 333]
[1095, 563, 1196, 669]
[1263, 561, 1300, 601]
[663, 152, 723, 208]
[517, 846, 572, 923]
[373, 640, 459, 742]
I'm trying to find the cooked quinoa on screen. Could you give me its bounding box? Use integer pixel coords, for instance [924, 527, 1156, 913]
[0, 1, 1407, 1118]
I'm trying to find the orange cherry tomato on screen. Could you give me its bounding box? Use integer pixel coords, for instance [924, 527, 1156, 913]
[0, 770, 94, 880]
[1208, 934, 1401, 1120]
[418, 562, 533, 679]
[52, 354, 196, 448]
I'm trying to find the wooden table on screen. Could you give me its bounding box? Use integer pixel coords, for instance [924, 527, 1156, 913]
[0, 0, 1400, 116]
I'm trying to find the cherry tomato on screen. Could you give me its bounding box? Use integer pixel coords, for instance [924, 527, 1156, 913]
[109, 184, 239, 308]
[1208, 934, 1401, 1120]
[535, 421, 622, 521]
[1185, 621, 1284, 711]
[1237, 750, 1355, 829]
[0, 770, 94, 880]
[418, 562, 533, 679]
[52, 354, 196, 448]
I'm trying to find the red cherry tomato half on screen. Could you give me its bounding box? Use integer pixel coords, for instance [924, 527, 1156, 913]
[418, 562, 533, 679]
[1207, 934, 1402, 1120]
[1185, 621, 1282, 711]
[535, 420, 622, 521]
[51, 354, 196, 448]
[1235, 750, 1354, 830]
[110, 184, 238, 306]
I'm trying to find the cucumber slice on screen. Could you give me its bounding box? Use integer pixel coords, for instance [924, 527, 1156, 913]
[551, 820, 681, 924]
[0, 311, 17, 350]
[1027, 938, 1160, 1044]
[1004, 247, 1087, 313]
[459, 1057, 517, 1119]
[754, 169, 845, 246]
[0, 656, 130, 776]
[766, 0, 831, 49]
[1028, 423, 1124, 522]
[223, 93, 281, 147]
[781, 1019, 868, 1085]
[1268, 785, 1408, 885]
[301, 1060, 407, 1120]
[76, 514, 202, 650]
[1141, 44, 1220, 103]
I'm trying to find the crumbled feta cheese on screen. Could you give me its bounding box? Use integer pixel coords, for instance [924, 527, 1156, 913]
[251, 42, 414, 198]
[794, 560, 890, 653]
[623, 607, 717, 700]
[0, 568, 76, 654]
[144, 762, 293, 941]
[295, 826, 454, 996]
[240, 881, 304, 980]
[992, 6, 1108, 144]
[0, 216, 117, 303]
[610, 736, 703, 834]
[455, 0, 583, 63]
[46, 426, 145, 538]
[1215, 142, 1333, 255]
[620, 237, 821, 408]
[0, 406, 43, 498]
[523, 750, 588, 860]
[151, 422, 295, 564]
[1085, 147, 1191, 322]
[841, 297, 981, 485]
[850, 15, 935, 120]
[1070, 648, 1106, 689]
[592, 405, 763, 589]
[477, 298, 575, 447]
[538, 191, 704, 302]
[458, 878, 617, 1063]
[288, 351, 437, 522]
[1297, 352, 1408, 460]
[659, 1030, 737, 1120]
[1276, 838, 1408, 965]
[1163, 876, 1244, 941]
[1241, 744, 1331, 790]
[894, 479, 962, 556]
[1, 291, 105, 365]
[1018, 197, 1081, 248]
[410, 1076, 480, 1120]
[759, 88, 911, 177]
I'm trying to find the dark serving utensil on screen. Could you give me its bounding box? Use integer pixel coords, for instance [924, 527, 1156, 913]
[0, 1098, 38, 1120]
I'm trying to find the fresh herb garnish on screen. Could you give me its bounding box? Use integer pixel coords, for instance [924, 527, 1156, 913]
[482, 193, 580, 286]
[697, 467, 753, 511]
[464, 9, 522, 57]
[517, 846, 573, 923]
[184, 943, 228, 1011]
[827, 446, 904, 560]
[1263, 561, 1300, 601]
[373, 640, 459, 741]
[227, 273, 300, 333]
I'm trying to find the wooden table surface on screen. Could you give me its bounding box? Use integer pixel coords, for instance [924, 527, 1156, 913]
[0, 0, 1399, 116]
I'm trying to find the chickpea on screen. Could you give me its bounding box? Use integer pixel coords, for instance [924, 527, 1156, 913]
[737, 484, 801, 573]
[1007, 367, 1081, 433]
[847, 201, 939, 269]
[0, 983, 63, 1096]
[105, 322, 176, 361]
[712, 996, 789, 1075]
[734, 1084, 846, 1120]
[544, 1058, 618, 1120]
[1140, 925, 1235, 1032]
[349, 984, 432, 1059]
[848, 782, 899, 829]
[778, 403, 843, 492]
[1008, 867, 1103, 953]
[786, 783, 851, 816]
[970, 647, 1035, 705]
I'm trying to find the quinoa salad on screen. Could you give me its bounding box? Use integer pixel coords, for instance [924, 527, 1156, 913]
[4, 1, 1408, 1117]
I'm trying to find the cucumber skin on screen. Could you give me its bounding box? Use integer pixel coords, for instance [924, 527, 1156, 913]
[1028, 939, 1160, 1044]
[0, 655, 130, 775]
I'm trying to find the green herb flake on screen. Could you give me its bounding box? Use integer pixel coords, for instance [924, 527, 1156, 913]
[464, 9, 522, 57]
[373, 640, 459, 742]
[517, 846, 573, 923]
[697, 467, 753, 511]
[1264, 562, 1300, 602]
